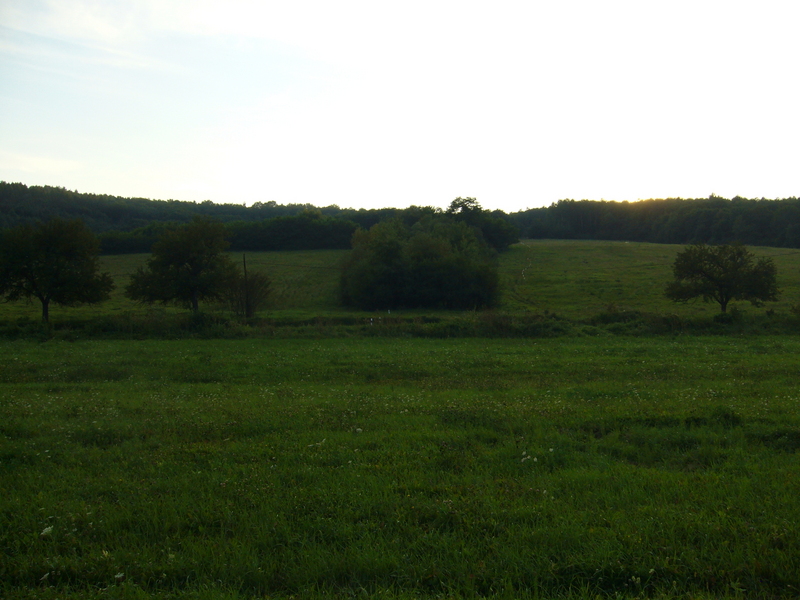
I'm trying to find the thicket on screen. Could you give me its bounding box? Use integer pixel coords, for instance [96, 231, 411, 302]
[340, 217, 500, 311]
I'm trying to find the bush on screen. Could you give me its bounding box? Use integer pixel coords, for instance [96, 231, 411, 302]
[341, 217, 500, 310]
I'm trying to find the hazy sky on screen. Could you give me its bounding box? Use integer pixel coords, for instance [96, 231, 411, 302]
[1, 1, 798, 211]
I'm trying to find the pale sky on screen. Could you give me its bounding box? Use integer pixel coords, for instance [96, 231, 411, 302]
[1, 1, 798, 212]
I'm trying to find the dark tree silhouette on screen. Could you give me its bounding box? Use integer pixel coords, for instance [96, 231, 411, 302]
[125, 217, 238, 312]
[0, 219, 114, 322]
[446, 197, 519, 252]
[341, 216, 499, 310]
[665, 243, 779, 313]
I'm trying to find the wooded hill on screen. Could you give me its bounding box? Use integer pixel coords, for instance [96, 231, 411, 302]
[3, 181, 799, 251]
[0, 183, 518, 254]
[516, 196, 800, 247]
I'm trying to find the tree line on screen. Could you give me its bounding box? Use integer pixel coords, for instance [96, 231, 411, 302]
[0, 181, 324, 231]
[6, 182, 800, 250]
[98, 204, 517, 255]
[99, 211, 360, 254]
[513, 196, 800, 247]
[1, 183, 518, 254]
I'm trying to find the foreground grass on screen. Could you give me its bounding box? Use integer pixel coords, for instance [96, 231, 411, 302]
[2, 336, 800, 598]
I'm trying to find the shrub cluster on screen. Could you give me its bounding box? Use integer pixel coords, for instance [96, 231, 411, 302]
[341, 216, 500, 310]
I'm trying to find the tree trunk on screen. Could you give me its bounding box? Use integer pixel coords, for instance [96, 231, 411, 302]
[191, 290, 199, 313]
[41, 298, 50, 322]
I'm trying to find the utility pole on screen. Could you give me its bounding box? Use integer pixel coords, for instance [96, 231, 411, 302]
[242, 253, 249, 319]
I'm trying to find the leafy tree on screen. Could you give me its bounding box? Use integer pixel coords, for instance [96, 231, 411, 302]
[0, 218, 114, 322]
[447, 196, 483, 216]
[446, 197, 519, 251]
[341, 217, 499, 310]
[126, 217, 238, 312]
[402, 218, 499, 308]
[340, 220, 408, 310]
[665, 243, 779, 313]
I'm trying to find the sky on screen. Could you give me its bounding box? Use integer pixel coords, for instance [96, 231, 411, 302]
[1, 1, 798, 212]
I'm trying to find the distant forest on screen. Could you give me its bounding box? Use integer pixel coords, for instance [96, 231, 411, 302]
[517, 196, 800, 248]
[2, 181, 799, 252]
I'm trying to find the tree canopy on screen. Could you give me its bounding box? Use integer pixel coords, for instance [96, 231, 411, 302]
[8, 181, 800, 251]
[446, 197, 519, 252]
[341, 216, 500, 310]
[0, 218, 114, 322]
[125, 217, 238, 312]
[512, 196, 800, 247]
[664, 243, 779, 313]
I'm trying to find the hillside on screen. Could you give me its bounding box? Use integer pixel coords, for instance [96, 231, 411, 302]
[1, 241, 798, 328]
[5, 181, 800, 249]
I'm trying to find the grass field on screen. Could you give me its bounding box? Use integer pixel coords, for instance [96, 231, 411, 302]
[2, 336, 800, 598]
[500, 241, 800, 319]
[1, 240, 799, 324]
[2, 241, 800, 598]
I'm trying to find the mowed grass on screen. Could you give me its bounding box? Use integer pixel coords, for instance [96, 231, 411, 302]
[2, 336, 800, 598]
[1, 241, 799, 323]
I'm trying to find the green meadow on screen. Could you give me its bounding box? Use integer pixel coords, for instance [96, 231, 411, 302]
[2, 241, 800, 598]
[1, 240, 799, 324]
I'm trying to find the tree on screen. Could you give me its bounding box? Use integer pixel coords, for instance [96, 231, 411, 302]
[340, 220, 408, 310]
[126, 217, 238, 312]
[341, 216, 499, 310]
[446, 197, 519, 252]
[665, 243, 779, 313]
[0, 218, 114, 322]
[401, 218, 499, 309]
